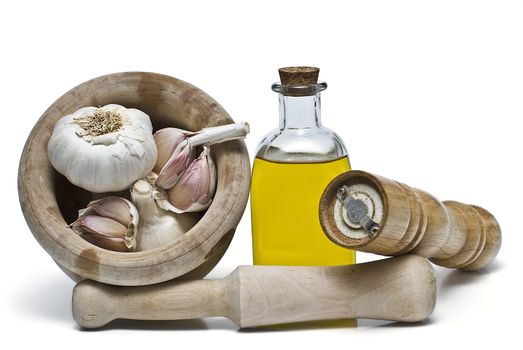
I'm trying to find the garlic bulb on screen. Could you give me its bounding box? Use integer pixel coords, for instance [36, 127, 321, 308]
[48, 104, 157, 193]
[152, 122, 249, 212]
[71, 196, 139, 252]
[131, 178, 199, 251]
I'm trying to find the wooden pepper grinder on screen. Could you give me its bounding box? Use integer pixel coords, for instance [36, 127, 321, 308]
[319, 170, 502, 270]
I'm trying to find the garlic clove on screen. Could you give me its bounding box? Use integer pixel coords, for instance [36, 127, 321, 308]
[86, 196, 133, 226]
[72, 215, 134, 252]
[153, 123, 249, 191]
[73, 215, 128, 238]
[167, 146, 217, 212]
[81, 234, 132, 253]
[153, 128, 193, 173]
[155, 140, 196, 190]
[71, 196, 139, 252]
[130, 179, 199, 251]
[142, 173, 185, 214]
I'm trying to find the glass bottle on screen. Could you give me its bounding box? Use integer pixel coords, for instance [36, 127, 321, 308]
[251, 67, 356, 266]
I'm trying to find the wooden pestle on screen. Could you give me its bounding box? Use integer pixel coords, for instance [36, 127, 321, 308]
[319, 170, 502, 270]
[72, 255, 435, 328]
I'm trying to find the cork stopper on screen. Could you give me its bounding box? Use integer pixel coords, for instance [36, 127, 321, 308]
[275, 66, 325, 96]
[278, 66, 319, 86]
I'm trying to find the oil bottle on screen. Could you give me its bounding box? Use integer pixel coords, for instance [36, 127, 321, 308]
[251, 67, 356, 266]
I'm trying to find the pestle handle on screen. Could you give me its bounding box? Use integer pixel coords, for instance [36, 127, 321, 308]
[72, 278, 231, 329]
[73, 255, 436, 329]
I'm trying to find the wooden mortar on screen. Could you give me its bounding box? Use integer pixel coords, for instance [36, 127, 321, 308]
[18, 72, 251, 286]
[319, 170, 501, 270]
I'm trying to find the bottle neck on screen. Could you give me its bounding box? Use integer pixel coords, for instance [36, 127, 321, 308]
[279, 93, 322, 129]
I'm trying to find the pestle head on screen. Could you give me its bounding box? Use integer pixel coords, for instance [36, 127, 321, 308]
[72, 280, 115, 328]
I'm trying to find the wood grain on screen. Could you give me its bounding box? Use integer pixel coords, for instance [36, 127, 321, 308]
[72, 255, 436, 328]
[18, 72, 251, 286]
[320, 170, 501, 270]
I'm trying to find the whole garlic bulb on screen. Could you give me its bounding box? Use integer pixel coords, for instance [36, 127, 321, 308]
[47, 104, 157, 193]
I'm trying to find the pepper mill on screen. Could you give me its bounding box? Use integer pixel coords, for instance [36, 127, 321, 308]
[319, 170, 502, 270]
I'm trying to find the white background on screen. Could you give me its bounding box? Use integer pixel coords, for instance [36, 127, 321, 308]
[2, 0, 522, 348]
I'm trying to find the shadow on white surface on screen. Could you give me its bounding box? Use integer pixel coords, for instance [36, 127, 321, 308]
[12, 261, 502, 331]
[437, 260, 503, 299]
[79, 318, 238, 332]
[239, 318, 434, 332]
[12, 274, 239, 331]
[12, 274, 75, 324]
[359, 318, 436, 328]
[239, 319, 358, 332]
[79, 318, 433, 332]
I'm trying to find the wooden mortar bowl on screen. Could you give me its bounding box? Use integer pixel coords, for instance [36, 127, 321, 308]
[18, 72, 251, 286]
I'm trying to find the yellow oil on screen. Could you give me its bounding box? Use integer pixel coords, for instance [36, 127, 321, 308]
[251, 157, 356, 266]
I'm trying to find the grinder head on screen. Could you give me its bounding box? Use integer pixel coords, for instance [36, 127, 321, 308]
[319, 170, 387, 249]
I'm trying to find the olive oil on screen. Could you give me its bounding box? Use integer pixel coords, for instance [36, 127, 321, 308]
[251, 66, 355, 268]
[251, 157, 355, 265]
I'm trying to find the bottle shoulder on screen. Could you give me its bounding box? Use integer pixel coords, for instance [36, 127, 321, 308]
[255, 126, 348, 163]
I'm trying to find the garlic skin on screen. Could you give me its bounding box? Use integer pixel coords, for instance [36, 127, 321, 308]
[187, 122, 250, 148]
[155, 137, 196, 190]
[71, 196, 139, 252]
[152, 122, 249, 212]
[48, 104, 158, 193]
[131, 178, 199, 251]
[167, 147, 217, 212]
[153, 128, 194, 174]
